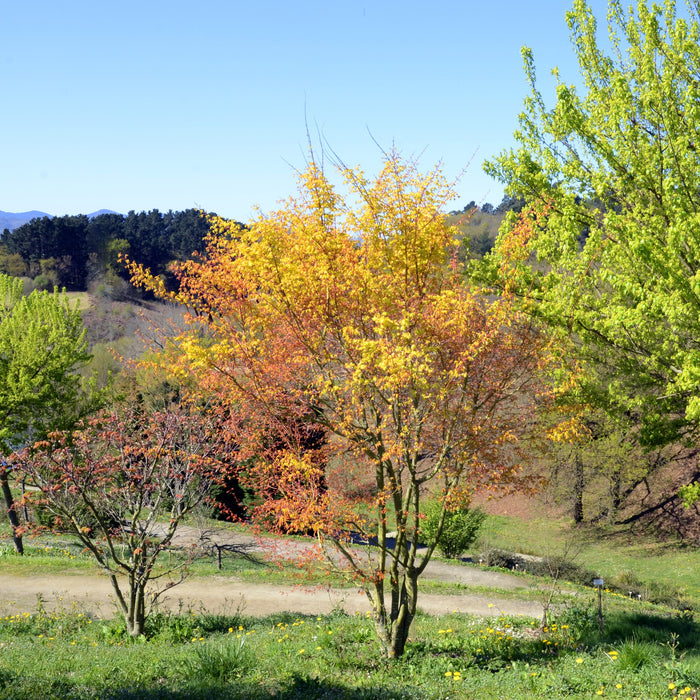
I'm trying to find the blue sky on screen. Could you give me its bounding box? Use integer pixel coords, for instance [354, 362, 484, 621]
[1, 0, 611, 221]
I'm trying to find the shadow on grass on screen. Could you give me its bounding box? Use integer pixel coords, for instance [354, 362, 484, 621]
[599, 610, 700, 651]
[2, 677, 411, 700]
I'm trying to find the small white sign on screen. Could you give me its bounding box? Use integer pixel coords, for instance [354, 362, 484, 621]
[593, 578, 604, 587]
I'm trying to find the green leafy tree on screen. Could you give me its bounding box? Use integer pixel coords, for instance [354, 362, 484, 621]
[2, 215, 89, 289]
[484, 0, 700, 458]
[472, 223, 493, 257]
[0, 248, 28, 278]
[550, 409, 663, 523]
[0, 274, 95, 552]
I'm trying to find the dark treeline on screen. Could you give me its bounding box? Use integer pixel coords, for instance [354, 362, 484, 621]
[0, 209, 242, 294]
[0, 197, 525, 296]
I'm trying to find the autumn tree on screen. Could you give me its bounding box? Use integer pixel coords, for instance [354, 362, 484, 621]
[127, 149, 556, 658]
[0, 274, 96, 554]
[485, 0, 700, 495]
[13, 401, 229, 637]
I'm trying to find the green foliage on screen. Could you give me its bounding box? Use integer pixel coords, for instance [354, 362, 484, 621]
[420, 500, 486, 559]
[484, 0, 700, 446]
[31, 273, 52, 292]
[548, 409, 668, 524]
[617, 640, 663, 670]
[0, 274, 96, 449]
[680, 482, 700, 508]
[0, 209, 241, 291]
[0, 250, 27, 277]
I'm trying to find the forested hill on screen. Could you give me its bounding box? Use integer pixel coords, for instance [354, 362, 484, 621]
[0, 196, 522, 295]
[0, 209, 245, 294]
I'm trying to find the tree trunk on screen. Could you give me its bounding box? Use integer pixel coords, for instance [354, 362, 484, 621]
[610, 467, 622, 515]
[372, 569, 419, 659]
[1, 468, 23, 554]
[126, 583, 146, 637]
[572, 454, 584, 524]
[389, 573, 418, 658]
[109, 573, 147, 637]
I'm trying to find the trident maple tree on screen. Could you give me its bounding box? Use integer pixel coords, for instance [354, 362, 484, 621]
[13, 402, 228, 637]
[127, 149, 556, 657]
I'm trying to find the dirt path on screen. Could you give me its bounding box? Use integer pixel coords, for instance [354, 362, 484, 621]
[0, 573, 543, 620]
[0, 527, 545, 620]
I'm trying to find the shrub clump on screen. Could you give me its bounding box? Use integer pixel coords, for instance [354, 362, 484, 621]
[420, 501, 486, 559]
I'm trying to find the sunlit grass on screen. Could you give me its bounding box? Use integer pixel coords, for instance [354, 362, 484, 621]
[0, 601, 698, 699]
[63, 291, 92, 310]
[475, 514, 700, 609]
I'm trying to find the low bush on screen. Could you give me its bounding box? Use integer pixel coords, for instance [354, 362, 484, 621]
[420, 501, 486, 559]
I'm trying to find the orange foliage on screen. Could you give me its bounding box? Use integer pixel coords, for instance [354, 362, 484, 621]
[126, 148, 559, 657]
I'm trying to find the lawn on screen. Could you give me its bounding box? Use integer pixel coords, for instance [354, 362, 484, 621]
[63, 291, 92, 310]
[1, 512, 700, 697]
[0, 600, 697, 698]
[476, 515, 700, 610]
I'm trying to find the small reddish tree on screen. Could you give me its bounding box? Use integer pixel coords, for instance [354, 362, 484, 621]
[127, 149, 557, 657]
[13, 402, 228, 637]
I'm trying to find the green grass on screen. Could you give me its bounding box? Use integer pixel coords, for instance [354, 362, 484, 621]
[3, 512, 700, 696]
[64, 291, 92, 310]
[0, 539, 94, 575]
[474, 514, 700, 609]
[0, 600, 698, 698]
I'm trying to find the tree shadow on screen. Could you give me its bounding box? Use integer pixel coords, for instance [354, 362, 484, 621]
[600, 610, 700, 651]
[100, 675, 409, 700]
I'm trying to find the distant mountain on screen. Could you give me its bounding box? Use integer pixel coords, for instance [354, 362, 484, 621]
[87, 209, 120, 219]
[0, 209, 122, 232]
[0, 210, 52, 231]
